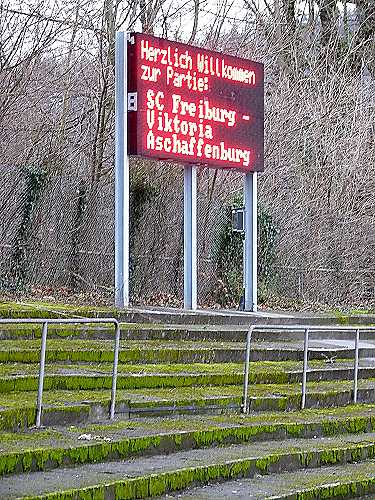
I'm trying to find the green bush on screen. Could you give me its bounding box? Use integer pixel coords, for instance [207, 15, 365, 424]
[1, 165, 47, 292]
[213, 196, 277, 307]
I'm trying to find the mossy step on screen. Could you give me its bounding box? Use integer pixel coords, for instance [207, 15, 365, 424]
[79, 404, 375, 435]
[3, 358, 366, 372]
[0, 337, 366, 363]
[0, 324, 199, 342]
[0, 359, 336, 373]
[0, 301, 116, 320]
[3, 299, 375, 327]
[110, 326, 375, 343]
[2, 367, 375, 392]
[0, 338, 246, 364]
[1, 359, 373, 389]
[0, 322, 251, 340]
[166, 460, 375, 499]
[2, 406, 375, 476]
[1, 316, 374, 344]
[0, 342, 264, 365]
[0, 372, 247, 393]
[3, 433, 375, 499]
[0, 377, 371, 403]
[2, 379, 375, 429]
[0, 324, 117, 341]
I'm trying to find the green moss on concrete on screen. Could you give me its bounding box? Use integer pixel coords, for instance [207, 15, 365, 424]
[0, 300, 119, 320]
[21, 459, 375, 500]
[88, 459, 256, 500]
[255, 454, 280, 473]
[300, 450, 314, 467]
[0, 358, 349, 380]
[333, 310, 350, 326]
[4, 413, 375, 477]
[0, 434, 163, 475]
[0, 371, 244, 394]
[350, 445, 364, 463]
[319, 448, 343, 465]
[0, 406, 36, 432]
[2, 382, 375, 432]
[293, 478, 375, 500]
[285, 423, 305, 437]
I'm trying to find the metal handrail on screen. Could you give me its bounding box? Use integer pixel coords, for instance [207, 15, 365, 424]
[0, 318, 120, 427]
[242, 324, 375, 414]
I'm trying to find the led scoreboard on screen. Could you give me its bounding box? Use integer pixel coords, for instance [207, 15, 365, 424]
[127, 33, 264, 172]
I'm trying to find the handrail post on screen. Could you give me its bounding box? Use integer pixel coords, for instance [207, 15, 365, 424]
[36, 321, 48, 427]
[110, 321, 121, 419]
[242, 326, 254, 414]
[301, 328, 309, 410]
[353, 328, 360, 403]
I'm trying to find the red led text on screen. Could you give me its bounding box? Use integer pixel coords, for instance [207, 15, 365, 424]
[127, 33, 264, 171]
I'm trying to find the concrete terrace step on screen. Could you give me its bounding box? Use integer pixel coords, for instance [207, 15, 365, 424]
[2, 432, 375, 499]
[1, 405, 375, 476]
[161, 460, 375, 499]
[1, 322, 375, 343]
[0, 338, 374, 363]
[2, 301, 375, 326]
[3, 379, 375, 429]
[1, 360, 375, 392]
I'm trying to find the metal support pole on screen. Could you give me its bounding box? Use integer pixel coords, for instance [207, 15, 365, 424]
[244, 172, 257, 312]
[242, 326, 253, 414]
[36, 322, 48, 427]
[110, 321, 121, 419]
[184, 164, 197, 310]
[115, 31, 130, 309]
[301, 328, 309, 410]
[353, 328, 360, 403]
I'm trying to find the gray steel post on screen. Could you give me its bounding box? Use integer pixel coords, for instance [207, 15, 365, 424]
[110, 321, 121, 419]
[242, 326, 253, 414]
[244, 172, 257, 311]
[184, 164, 197, 310]
[36, 322, 48, 427]
[115, 31, 130, 309]
[301, 328, 309, 410]
[353, 328, 360, 403]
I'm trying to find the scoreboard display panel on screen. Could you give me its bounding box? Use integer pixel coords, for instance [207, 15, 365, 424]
[127, 33, 264, 172]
